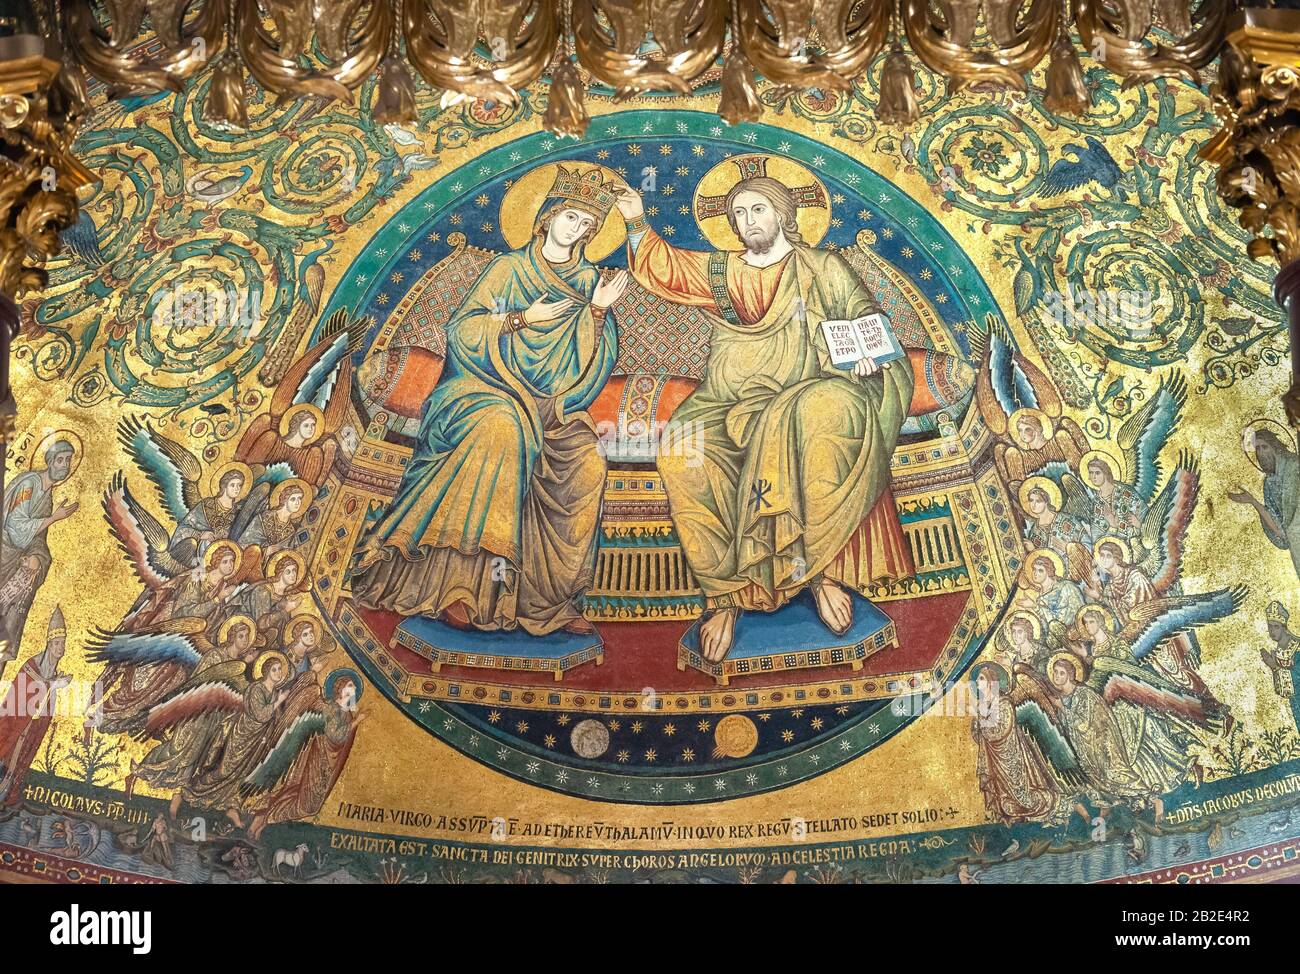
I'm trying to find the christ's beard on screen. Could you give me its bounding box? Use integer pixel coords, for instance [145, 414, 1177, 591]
[742, 226, 779, 255]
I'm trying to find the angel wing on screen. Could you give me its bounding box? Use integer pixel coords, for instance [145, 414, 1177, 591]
[1137, 450, 1199, 594]
[102, 472, 190, 590]
[241, 708, 326, 795]
[268, 328, 357, 434]
[1013, 697, 1087, 788]
[1045, 618, 1070, 652]
[1120, 586, 1248, 661]
[231, 462, 297, 541]
[84, 622, 208, 671]
[1115, 372, 1187, 502]
[1059, 472, 1094, 523]
[1087, 655, 1212, 726]
[138, 659, 248, 741]
[1007, 662, 1057, 709]
[970, 316, 1060, 437]
[1064, 541, 1096, 589]
[118, 415, 204, 524]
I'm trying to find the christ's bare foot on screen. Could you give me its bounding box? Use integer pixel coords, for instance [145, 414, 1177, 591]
[562, 617, 595, 635]
[700, 608, 738, 663]
[813, 579, 853, 636]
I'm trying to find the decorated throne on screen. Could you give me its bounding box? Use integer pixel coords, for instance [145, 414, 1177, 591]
[312, 221, 1009, 683]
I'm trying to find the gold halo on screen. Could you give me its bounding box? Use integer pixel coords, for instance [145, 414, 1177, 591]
[253, 650, 290, 681]
[1025, 547, 1065, 579]
[693, 154, 830, 251]
[204, 539, 242, 574]
[1006, 610, 1043, 641]
[1078, 449, 1121, 485]
[1048, 651, 1085, 683]
[208, 460, 253, 500]
[270, 477, 313, 510]
[30, 429, 83, 480]
[283, 614, 321, 646]
[1008, 408, 1053, 449]
[1093, 534, 1131, 565]
[499, 162, 626, 261]
[1242, 418, 1296, 471]
[971, 660, 1009, 691]
[1077, 603, 1117, 632]
[265, 549, 305, 581]
[1018, 475, 1062, 513]
[279, 402, 325, 442]
[218, 614, 257, 645]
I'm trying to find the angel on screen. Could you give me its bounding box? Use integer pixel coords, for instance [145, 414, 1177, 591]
[83, 617, 215, 739]
[229, 551, 308, 649]
[968, 318, 1089, 493]
[117, 535, 260, 634]
[103, 466, 262, 635]
[244, 668, 367, 841]
[1018, 476, 1090, 556]
[995, 611, 1053, 671]
[1074, 604, 1207, 796]
[232, 475, 314, 556]
[970, 661, 1065, 825]
[234, 328, 356, 488]
[124, 616, 263, 820]
[1044, 652, 1151, 821]
[185, 650, 292, 830]
[115, 415, 253, 570]
[1020, 548, 1085, 629]
[1061, 374, 1189, 556]
[281, 615, 329, 677]
[1081, 533, 1242, 723]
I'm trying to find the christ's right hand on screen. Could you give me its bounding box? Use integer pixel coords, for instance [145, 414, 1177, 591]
[523, 296, 576, 325]
[616, 186, 644, 220]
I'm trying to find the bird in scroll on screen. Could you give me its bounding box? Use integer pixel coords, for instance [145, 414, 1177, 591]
[60, 209, 106, 268]
[1040, 137, 1123, 197]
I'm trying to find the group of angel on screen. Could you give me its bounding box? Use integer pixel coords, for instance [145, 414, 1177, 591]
[972, 371, 1242, 828]
[82, 336, 364, 840]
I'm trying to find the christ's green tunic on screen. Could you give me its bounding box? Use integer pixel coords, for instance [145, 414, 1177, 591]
[630, 228, 914, 611]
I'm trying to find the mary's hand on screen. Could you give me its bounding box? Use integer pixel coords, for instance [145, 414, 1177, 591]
[523, 295, 576, 325]
[593, 270, 629, 308]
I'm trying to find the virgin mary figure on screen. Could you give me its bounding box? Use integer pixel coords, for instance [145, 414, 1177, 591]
[350, 164, 629, 635]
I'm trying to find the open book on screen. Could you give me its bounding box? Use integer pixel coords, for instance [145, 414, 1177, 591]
[819, 312, 905, 370]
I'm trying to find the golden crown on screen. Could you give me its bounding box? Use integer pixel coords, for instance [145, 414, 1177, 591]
[546, 165, 619, 219]
[1267, 601, 1290, 624]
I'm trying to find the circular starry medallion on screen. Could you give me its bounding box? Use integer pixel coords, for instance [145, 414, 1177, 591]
[316, 110, 1013, 803]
